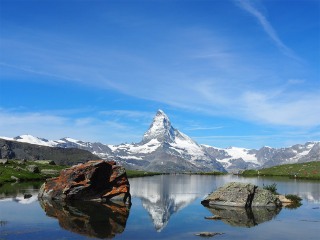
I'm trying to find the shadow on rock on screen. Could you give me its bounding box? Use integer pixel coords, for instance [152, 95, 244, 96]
[203, 205, 281, 228]
[39, 199, 130, 239]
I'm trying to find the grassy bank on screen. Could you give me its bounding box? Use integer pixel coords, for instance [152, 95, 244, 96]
[0, 160, 65, 184]
[0, 160, 164, 184]
[189, 171, 227, 176]
[241, 161, 320, 180]
[126, 170, 163, 178]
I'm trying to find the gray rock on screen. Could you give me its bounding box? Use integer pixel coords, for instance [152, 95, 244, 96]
[201, 182, 281, 208]
[10, 175, 20, 182]
[0, 159, 8, 164]
[252, 188, 281, 207]
[201, 182, 256, 207]
[40, 169, 60, 175]
[24, 193, 32, 199]
[195, 232, 224, 237]
[26, 165, 40, 173]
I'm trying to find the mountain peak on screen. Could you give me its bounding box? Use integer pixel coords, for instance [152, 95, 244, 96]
[156, 109, 165, 115]
[142, 110, 175, 143]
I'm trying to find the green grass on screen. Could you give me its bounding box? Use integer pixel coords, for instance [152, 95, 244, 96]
[0, 160, 166, 183]
[241, 161, 320, 180]
[126, 170, 163, 178]
[0, 181, 43, 196]
[126, 170, 226, 177]
[186, 171, 227, 175]
[263, 183, 278, 194]
[0, 160, 65, 184]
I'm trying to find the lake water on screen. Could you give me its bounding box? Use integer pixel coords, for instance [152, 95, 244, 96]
[0, 175, 319, 240]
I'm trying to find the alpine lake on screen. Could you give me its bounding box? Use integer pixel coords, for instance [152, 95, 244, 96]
[0, 174, 319, 240]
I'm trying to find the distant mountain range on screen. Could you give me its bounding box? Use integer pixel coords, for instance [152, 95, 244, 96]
[0, 138, 98, 166]
[1, 110, 319, 172]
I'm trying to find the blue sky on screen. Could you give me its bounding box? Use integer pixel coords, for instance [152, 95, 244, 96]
[0, 0, 319, 149]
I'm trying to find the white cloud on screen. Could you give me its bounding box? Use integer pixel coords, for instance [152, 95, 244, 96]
[1, 15, 318, 131]
[235, 0, 300, 61]
[241, 90, 320, 126]
[186, 126, 225, 131]
[0, 109, 142, 144]
[99, 110, 153, 119]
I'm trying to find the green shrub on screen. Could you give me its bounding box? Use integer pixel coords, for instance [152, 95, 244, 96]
[263, 183, 278, 194]
[285, 194, 302, 203]
[283, 194, 303, 209]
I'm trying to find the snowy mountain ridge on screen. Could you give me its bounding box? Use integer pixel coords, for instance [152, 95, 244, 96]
[1, 110, 319, 172]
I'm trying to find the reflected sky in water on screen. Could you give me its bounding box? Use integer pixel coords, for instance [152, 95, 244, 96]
[0, 175, 319, 239]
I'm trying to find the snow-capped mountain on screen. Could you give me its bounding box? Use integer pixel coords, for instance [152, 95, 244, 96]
[1, 110, 319, 172]
[12, 135, 59, 147]
[202, 145, 260, 171]
[109, 110, 226, 172]
[3, 135, 113, 158]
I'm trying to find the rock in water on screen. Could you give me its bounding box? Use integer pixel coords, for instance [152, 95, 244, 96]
[201, 182, 281, 207]
[195, 232, 224, 237]
[38, 160, 131, 204]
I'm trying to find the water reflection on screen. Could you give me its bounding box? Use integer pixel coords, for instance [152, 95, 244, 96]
[0, 182, 41, 199]
[129, 174, 317, 232]
[39, 199, 130, 239]
[129, 175, 219, 231]
[203, 205, 281, 227]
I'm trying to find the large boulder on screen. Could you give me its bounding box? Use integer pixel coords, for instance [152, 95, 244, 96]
[201, 182, 281, 208]
[38, 160, 131, 204]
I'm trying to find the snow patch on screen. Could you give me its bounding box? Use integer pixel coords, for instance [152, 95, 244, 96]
[14, 135, 58, 147]
[224, 147, 258, 164]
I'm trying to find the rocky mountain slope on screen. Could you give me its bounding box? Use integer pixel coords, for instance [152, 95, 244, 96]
[108, 110, 226, 172]
[1, 110, 319, 172]
[0, 138, 99, 165]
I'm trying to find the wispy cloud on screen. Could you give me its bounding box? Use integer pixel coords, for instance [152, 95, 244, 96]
[241, 90, 320, 127]
[235, 0, 300, 61]
[99, 110, 153, 119]
[1, 9, 318, 133]
[0, 109, 142, 144]
[193, 127, 320, 148]
[186, 126, 225, 131]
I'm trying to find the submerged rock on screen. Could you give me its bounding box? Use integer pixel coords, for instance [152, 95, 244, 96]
[195, 232, 224, 237]
[38, 160, 131, 204]
[201, 182, 281, 207]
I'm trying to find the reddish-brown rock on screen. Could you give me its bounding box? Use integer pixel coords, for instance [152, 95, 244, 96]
[38, 160, 131, 204]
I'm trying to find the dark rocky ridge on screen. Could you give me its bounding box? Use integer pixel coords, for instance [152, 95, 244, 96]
[0, 139, 98, 165]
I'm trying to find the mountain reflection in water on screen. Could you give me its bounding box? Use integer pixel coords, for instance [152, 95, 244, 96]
[204, 205, 282, 227]
[39, 199, 130, 239]
[129, 175, 219, 231]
